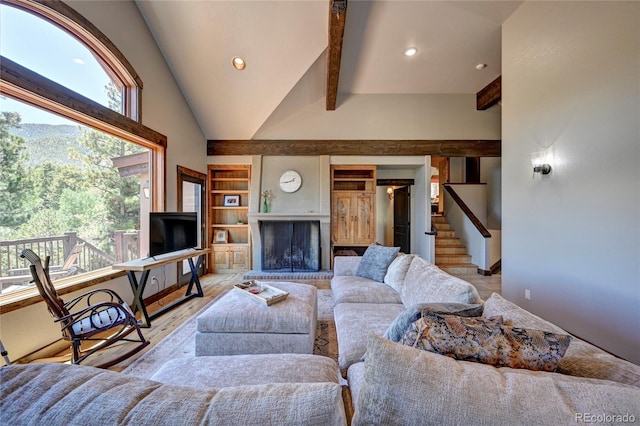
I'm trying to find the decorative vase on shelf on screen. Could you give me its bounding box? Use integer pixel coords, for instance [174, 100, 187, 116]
[263, 199, 270, 213]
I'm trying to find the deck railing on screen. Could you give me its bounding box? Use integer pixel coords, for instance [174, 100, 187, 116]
[0, 231, 139, 291]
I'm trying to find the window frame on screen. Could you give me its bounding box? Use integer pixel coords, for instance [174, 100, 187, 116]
[0, 0, 168, 311]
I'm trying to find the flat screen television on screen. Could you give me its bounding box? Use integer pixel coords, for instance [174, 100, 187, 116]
[149, 212, 198, 257]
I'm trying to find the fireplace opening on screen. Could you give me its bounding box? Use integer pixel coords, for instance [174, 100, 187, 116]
[260, 220, 320, 272]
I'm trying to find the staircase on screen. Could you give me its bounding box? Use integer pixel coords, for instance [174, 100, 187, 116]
[433, 215, 478, 274]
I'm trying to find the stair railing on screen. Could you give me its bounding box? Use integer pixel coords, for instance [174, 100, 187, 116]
[443, 184, 492, 274]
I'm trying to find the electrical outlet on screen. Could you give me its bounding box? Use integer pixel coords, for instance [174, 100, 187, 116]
[525, 289, 531, 300]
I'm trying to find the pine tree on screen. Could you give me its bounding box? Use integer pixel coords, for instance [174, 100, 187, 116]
[0, 111, 31, 228]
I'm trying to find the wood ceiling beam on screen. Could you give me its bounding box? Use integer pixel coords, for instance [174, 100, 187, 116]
[326, 0, 347, 111]
[207, 140, 501, 157]
[476, 76, 501, 110]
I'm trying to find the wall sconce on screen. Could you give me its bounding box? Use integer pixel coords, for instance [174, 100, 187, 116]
[530, 151, 552, 177]
[386, 187, 394, 200]
[142, 180, 150, 199]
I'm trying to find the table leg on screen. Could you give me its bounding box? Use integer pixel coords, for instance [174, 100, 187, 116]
[127, 269, 151, 328]
[184, 254, 205, 297]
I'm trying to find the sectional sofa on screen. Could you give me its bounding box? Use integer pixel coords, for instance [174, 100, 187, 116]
[0, 353, 347, 425]
[332, 251, 640, 425]
[2, 250, 638, 425]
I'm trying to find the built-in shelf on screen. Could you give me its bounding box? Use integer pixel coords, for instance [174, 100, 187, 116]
[208, 164, 252, 271]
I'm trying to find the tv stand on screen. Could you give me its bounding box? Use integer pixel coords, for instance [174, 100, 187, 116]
[113, 248, 211, 327]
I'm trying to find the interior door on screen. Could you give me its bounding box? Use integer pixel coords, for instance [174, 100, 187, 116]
[177, 166, 206, 285]
[393, 186, 410, 253]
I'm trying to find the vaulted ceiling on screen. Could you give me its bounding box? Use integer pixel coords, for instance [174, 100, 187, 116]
[135, 1, 522, 140]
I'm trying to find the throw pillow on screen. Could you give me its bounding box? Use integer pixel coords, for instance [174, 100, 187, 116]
[400, 257, 483, 306]
[399, 312, 572, 372]
[383, 302, 484, 342]
[352, 335, 640, 426]
[383, 254, 414, 292]
[356, 244, 400, 283]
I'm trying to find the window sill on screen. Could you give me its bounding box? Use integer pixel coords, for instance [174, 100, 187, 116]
[0, 268, 127, 314]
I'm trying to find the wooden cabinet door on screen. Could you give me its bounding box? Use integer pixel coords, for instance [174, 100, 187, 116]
[353, 193, 375, 244]
[212, 246, 230, 270]
[332, 193, 354, 245]
[230, 246, 248, 269]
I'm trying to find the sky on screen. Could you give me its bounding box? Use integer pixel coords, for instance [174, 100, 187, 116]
[0, 4, 112, 125]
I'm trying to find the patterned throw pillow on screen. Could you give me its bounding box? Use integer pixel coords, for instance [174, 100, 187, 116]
[383, 303, 484, 342]
[399, 312, 572, 372]
[356, 244, 400, 283]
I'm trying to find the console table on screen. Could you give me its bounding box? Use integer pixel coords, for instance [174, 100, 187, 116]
[113, 248, 211, 327]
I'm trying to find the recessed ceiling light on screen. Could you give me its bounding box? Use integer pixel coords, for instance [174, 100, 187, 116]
[475, 63, 487, 70]
[73, 58, 85, 65]
[232, 56, 246, 71]
[404, 47, 417, 57]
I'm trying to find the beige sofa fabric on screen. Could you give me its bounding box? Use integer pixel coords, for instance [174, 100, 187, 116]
[483, 293, 640, 387]
[383, 253, 415, 292]
[352, 335, 640, 426]
[331, 275, 402, 305]
[197, 282, 316, 334]
[400, 257, 483, 306]
[334, 303, 405, 374]
[195, 282, 317, 356]
[150, 354, 341, 389]
[1, 363, 347, 426]
[333, 255, 362, 277]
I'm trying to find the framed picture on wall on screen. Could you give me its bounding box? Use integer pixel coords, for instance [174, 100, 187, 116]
[214, 229, 228, 244]
[223, 195, 240, 206]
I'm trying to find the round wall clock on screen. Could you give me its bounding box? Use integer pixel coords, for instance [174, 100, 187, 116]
[279, 170, 302, 193]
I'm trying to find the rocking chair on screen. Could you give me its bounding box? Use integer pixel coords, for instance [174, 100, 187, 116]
[21, 249, 149, 368]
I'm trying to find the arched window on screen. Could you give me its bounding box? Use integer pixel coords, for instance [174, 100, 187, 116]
[0, 0, 166, 299]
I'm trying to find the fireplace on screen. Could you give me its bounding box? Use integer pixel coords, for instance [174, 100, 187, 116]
[260, 220, 320, 272]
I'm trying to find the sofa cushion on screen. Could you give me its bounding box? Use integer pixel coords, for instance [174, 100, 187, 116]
[383, 302, 483, 342]
[356, 244, 400, 282]
[150, 354, 340, 388]
[401, 256, 483, 306]
[400, 312, 572, 372]
[383, 254, 414, 292]
[333, 255, 362, 276]
[333, 302, 405, 374]
[351, 335, 640, 426]
[331, 275, 402, 305]
[197, 282, 316, 334]
[0, 363, 347, 426]
[483, 293, 640, 386]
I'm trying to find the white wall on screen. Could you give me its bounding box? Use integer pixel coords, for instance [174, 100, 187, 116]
[481, 157, 502, 230]
[1, 0, 207, 361]
[502, 1, 640, 364]
[255, 94, 501, 140]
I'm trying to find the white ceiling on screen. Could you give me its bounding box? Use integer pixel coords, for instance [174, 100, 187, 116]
[135, 0, 522, 140]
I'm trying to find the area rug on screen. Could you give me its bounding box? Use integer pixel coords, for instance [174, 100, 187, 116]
[123, 288, 336, 380]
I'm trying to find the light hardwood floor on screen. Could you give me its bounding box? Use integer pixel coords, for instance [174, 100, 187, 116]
[21, 270, 500, 371]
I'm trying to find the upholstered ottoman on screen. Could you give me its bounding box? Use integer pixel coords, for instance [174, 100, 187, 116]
[150, 354, 340, 389]
[195, 281, 317, 355]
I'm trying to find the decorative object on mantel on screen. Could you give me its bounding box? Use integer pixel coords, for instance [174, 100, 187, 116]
[261, 189, 272, 213]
